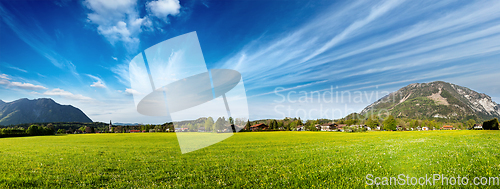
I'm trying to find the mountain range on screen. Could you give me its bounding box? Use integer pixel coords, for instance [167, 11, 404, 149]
[0, 98, 92, 126]
[360, 81, 500, 121]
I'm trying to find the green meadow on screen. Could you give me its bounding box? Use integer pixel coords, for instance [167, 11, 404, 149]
[1, 131, 500, 188]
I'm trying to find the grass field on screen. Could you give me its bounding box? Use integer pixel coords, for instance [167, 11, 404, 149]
[1, 131, 500, 188]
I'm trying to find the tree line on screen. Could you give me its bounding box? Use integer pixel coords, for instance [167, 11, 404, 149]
[0, 125, 54, 138]
[1, 116, 498, 137]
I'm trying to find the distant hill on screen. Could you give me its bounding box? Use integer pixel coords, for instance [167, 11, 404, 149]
[360, 81, 500, 121]
[0, 98, 92, 126]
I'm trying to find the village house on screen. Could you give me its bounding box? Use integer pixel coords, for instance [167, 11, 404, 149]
[250, 123, 269, 131]
[315, 124, 321, 131]
[441, 125, 454, 130]
[473, 124, 483, 130]
[296, 125, 305, 131]
[320, 125, 330, 131]
[336, 124, 346, 132]
[175, 128, 189, 132]
[320, 123, 336, 131]
[422, 126, 429, 131]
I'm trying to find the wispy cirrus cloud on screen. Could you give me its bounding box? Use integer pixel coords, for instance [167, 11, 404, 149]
[110, 63, 130, 86]
[301, 0, 404, 63]
[0, 4, 80, 78]
[0, 5, 79, 77]
[3, 63, 27, 73]
[217, 0, 500, 98]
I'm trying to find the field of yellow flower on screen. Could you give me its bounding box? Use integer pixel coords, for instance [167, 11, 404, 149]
[0, 130, 499, 188]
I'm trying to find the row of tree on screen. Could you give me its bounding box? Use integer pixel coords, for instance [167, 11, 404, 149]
[2, 116, 498, 136]
[0, 125, 55, 137]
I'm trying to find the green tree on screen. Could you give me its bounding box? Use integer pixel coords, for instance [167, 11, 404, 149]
[154, 125, 162, 132]
[290, 121, 297, 130]
[429, 120, 437, 130]
[466, 119, 476, 129]
[187, 123, 194, 132]
[205, 117, 215, 132]
[284, 122, 291, 131]
[26, 125, 39, 135]
[215, 117, 227, 132]
[277, 121, 284, 130]
[366, 115, 379, 129]
[383, 115, 397, 131]
[483, 118, 499, 130]
[57, 129, 66, 134]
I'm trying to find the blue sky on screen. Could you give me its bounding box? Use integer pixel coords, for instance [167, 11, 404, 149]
[1, 0, 500, 123]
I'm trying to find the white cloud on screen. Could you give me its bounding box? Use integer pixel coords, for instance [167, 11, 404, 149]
[86, 74, 107, 88]
[0, 74, 10, 80]
[84, 0, 143, 46]
[41, 88, 93, 101]
[112, 56, 118, 61]
[9, 82, 48, 91]
[0, 74, 47, 90]
[90, 81, 106, 88]
[125, 88, 142, 95]
[84, 0, 182, 50]
[147, 0, 181, 21]
[0, 79, 9, 85]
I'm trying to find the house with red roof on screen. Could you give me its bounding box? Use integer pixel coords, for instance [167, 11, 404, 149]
[250, 123, 269, 131]
[441, 125, 454, 130]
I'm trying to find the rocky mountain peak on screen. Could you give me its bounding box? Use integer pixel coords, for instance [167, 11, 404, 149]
[361, 81, 500, 120]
